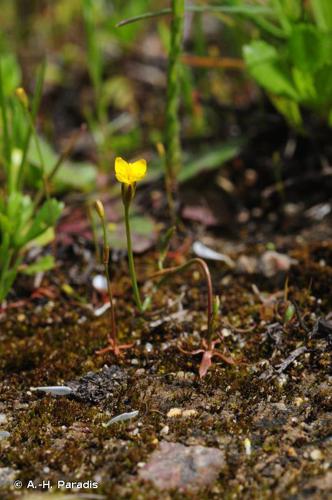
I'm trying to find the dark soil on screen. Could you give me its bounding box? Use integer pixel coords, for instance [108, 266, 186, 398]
[0, 227, 331, 499]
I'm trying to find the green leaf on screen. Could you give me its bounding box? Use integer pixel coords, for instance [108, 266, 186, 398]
[21, 255, 55, 275]
[314, 64, 332, 106]
[0, 53, 21, 96]
[18, 198, 63, 246]
[270, 95, 302, 127]
[178, 139, 244, 183]
[243, 41, 298, 100]
[277, 0, 302, 21]
[292, 67, 318, 104]
[117, 4, 274, 28]
[288, 25, 330, 73]
[27, 227, 56, 248]
[28, 136, 97, 192]
[311, 0, 332, 31]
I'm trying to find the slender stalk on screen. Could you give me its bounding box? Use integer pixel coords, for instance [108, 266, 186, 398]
[88, 202, 101, 262]
[150, 257, 214, 342]
[124, 202, 143, 313]
[17, 60, 46, 190]
[165, 0, 185, 220]
[0, 63, 11, 173]
[100, 217, 117, 344]
[116, 5, 274, 28]
[16, 91, 50, 202]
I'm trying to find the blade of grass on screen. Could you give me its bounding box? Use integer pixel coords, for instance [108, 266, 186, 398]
[165, 0, 185, 221]
[116, 4, 274, 28]
[17, 60, 46, 190]
[0, 60, 12, 174]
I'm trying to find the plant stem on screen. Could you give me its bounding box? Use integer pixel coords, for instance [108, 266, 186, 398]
[101, 217, 117, 344]
[17, 60, 46, 191]
[150, 257, 214, 342]
[21, 105, 50, 202]
[165, 0, 185, 220]
[0, 63, 11, 174]
[124, 203, 143, 313]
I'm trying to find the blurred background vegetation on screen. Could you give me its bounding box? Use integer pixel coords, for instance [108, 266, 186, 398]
[0, 0, 331, 204]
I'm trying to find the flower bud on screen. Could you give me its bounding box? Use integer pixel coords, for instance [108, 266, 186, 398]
[94, 200, 105, 219]
[156, 142, 165, 158]
[15, 87, 29, 108]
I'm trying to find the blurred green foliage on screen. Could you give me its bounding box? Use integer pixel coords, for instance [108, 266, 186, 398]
[0, 59, 63, 301]
[240, 0, 332, 127]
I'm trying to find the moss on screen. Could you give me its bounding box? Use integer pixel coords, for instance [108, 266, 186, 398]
[0, 242, 331, 498]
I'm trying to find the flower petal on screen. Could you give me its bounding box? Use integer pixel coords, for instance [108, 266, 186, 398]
[115, 157, 131, 184]
[130, 159, 147, 182]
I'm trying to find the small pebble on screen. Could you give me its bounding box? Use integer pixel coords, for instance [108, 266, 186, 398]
[310, 449, 323, 461]
[160, 425, 169, 436]
[244, 438, 251, 456]
[145, 342, 153, 353]
[167, 408, 183, 418]
[182, 410, 198, 418]
[0, 414, 7, 425]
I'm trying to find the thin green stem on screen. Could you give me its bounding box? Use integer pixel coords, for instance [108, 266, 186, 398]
[88, 203, 101, 263]
[20, 104, 50, 202]
[101, 217, 117, 344]
[0, 62, 11, 173]
[116, 5, 275, 28]
[124, 202, 143, 313]
[17, 61, 46, 190]
[165, 0, 185, 220]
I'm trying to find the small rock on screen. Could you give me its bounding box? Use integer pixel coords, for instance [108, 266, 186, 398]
[259, 251, 297, 277]
[244, 438, 251, 456]
[310, 449, 323, 461]
[236, 255, 257, 274]
[145, 342, 153, 353]
[287, 447, 297, 458]
[167, 408, 183, 418]
[92, 274, 108, 292]
[0, 467, 16, 486]
[175, 371, 195, 381]
[139, 441, 225, 492]
[0, 431, 10, 441]
[182, 409, 198, 418]
[0, 414, 7, 424]
[160, 425, 169, 436]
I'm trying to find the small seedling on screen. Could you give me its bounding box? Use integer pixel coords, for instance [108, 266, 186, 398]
[115, 157, 147, 314]
[94, 200, 132, 356]
[151, 257, 236, 377]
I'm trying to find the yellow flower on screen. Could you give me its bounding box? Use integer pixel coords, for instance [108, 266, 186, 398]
[115, 157, 147, 185]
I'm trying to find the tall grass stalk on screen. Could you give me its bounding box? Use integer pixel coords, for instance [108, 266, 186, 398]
[165, 0, 185, 219]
